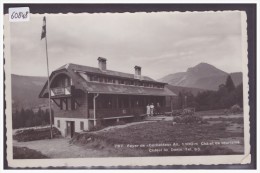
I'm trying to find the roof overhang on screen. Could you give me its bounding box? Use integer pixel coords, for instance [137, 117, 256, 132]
[83, 82, 176, 96]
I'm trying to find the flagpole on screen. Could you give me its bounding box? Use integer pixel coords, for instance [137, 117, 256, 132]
[44, 17, 53, 139]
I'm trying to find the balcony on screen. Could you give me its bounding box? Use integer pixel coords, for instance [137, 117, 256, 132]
[89, 108, 145, 119]
[50, 86, 71, 98]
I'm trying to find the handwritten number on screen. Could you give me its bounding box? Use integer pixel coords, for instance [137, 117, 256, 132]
[11, 11, 28, 19]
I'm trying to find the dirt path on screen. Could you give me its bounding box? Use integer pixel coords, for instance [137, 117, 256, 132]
[13, 138, 109, 158]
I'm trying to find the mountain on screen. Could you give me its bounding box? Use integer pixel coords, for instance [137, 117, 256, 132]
[159, 63, 242, 91]
[11, 74, 47, 111]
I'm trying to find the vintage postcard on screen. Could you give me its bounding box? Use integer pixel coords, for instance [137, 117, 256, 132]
[4, 10, 251, 167]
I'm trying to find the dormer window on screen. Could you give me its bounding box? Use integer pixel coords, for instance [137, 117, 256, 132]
[92, 76, 98, 82]
[107, 78, 113, 83]
[79, 73, 164, 89]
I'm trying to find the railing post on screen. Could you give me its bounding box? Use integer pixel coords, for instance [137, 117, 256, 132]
[93, 93, 99, 127]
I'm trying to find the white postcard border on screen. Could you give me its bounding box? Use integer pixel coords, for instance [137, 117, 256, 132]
[4, 11, 251, 168]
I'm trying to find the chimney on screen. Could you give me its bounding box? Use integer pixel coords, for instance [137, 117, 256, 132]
[134, 66, 141, 76]
[98, 57, 107, 71]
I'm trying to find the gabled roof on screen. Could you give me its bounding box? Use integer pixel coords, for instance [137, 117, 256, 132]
[39, 63, 176, 98]
[60, 63, 158, 82]
[78, 78, 175, 96]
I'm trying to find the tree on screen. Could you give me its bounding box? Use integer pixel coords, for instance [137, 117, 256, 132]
[19, 108, 26, 128]
[233, 83, 243, 107]
[225, 75, 235, 92]
[177, 92, 183, 109]
[12, 107, 55, 129]
[12, 109, 19, 129]
[185, 91, 196, 108]
[195, 90, 215, 111]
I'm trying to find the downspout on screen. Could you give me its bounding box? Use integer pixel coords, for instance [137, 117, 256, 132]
[93, 93, 99, 127]
[170, 96, 173, 116]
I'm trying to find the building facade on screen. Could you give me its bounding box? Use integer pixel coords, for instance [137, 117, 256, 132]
[39, 57, 176, 137]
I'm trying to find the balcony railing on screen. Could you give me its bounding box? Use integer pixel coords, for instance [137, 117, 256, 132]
[88, 106, 172, 119]
[89, 108, 145, 119]
[50, 86, 71, 97]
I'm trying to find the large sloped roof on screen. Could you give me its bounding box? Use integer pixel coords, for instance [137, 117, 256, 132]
[39, 63, 176, 97]
[60, 63, 157, 82]
[78, 78, 175, 96]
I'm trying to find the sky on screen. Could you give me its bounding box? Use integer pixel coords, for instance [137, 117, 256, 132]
[10, 11, 243, 80]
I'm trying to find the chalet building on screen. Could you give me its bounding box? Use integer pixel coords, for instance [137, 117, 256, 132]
[39, 57, 176, 137]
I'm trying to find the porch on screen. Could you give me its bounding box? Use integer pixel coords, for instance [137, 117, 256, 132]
[87, 94, 172, 119]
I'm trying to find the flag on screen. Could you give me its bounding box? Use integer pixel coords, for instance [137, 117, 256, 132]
[41, 16, 46, 40]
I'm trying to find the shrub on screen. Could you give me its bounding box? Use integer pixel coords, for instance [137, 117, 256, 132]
[172, 110, 182, 116]
[230, 104, 243, 114]
[89, 124, 105, 132]
[173, 116, 182, 123]
[182, 108, 195, 116]
[13, 127, 61, 142]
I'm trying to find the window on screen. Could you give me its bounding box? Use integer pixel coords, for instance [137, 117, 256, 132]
[125, 80, 130, 85]
[68, 98, 77, 110]
[119, 80, 125, 85]
[51, 74, 71, 88]
[88, 74, 164, 88]
[80, 121, 84, 130]
[129, 81, 134, 85]
[57, 120, 60, 128]
[60, 98, 67, 110]
[98, 77, 103, 82]
[58, 98, 77, 111]
[92, 76, 98, 82]
[89, 75, 93, 81]
[107, 78, 113, 83]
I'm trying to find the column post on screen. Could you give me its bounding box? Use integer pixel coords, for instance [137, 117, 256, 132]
[93, 93, 99, 127]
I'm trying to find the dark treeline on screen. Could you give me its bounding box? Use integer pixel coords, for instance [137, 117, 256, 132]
[176, 75, 243, 111]
[12, 108, 54, 129]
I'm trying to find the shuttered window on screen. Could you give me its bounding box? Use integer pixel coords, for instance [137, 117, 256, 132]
[80, 121, 84, 130]
[57, 120, 60, 128]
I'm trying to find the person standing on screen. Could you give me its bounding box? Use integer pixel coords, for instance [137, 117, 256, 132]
[150, 103, 154, 116]
[146, 104, 151, 116]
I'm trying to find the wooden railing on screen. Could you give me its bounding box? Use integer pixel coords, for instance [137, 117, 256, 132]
[89, 106, 173, 119]
[89, 108, 145, 119]
[50, 86, 71, 97]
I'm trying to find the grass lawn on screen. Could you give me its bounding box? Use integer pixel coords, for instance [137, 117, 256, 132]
[93, 122, 240, 143]
[13, 146, 48, 159]
[72, 116, 244, 156]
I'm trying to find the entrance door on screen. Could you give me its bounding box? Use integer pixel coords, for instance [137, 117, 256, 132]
[66, 121, 75, 138]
